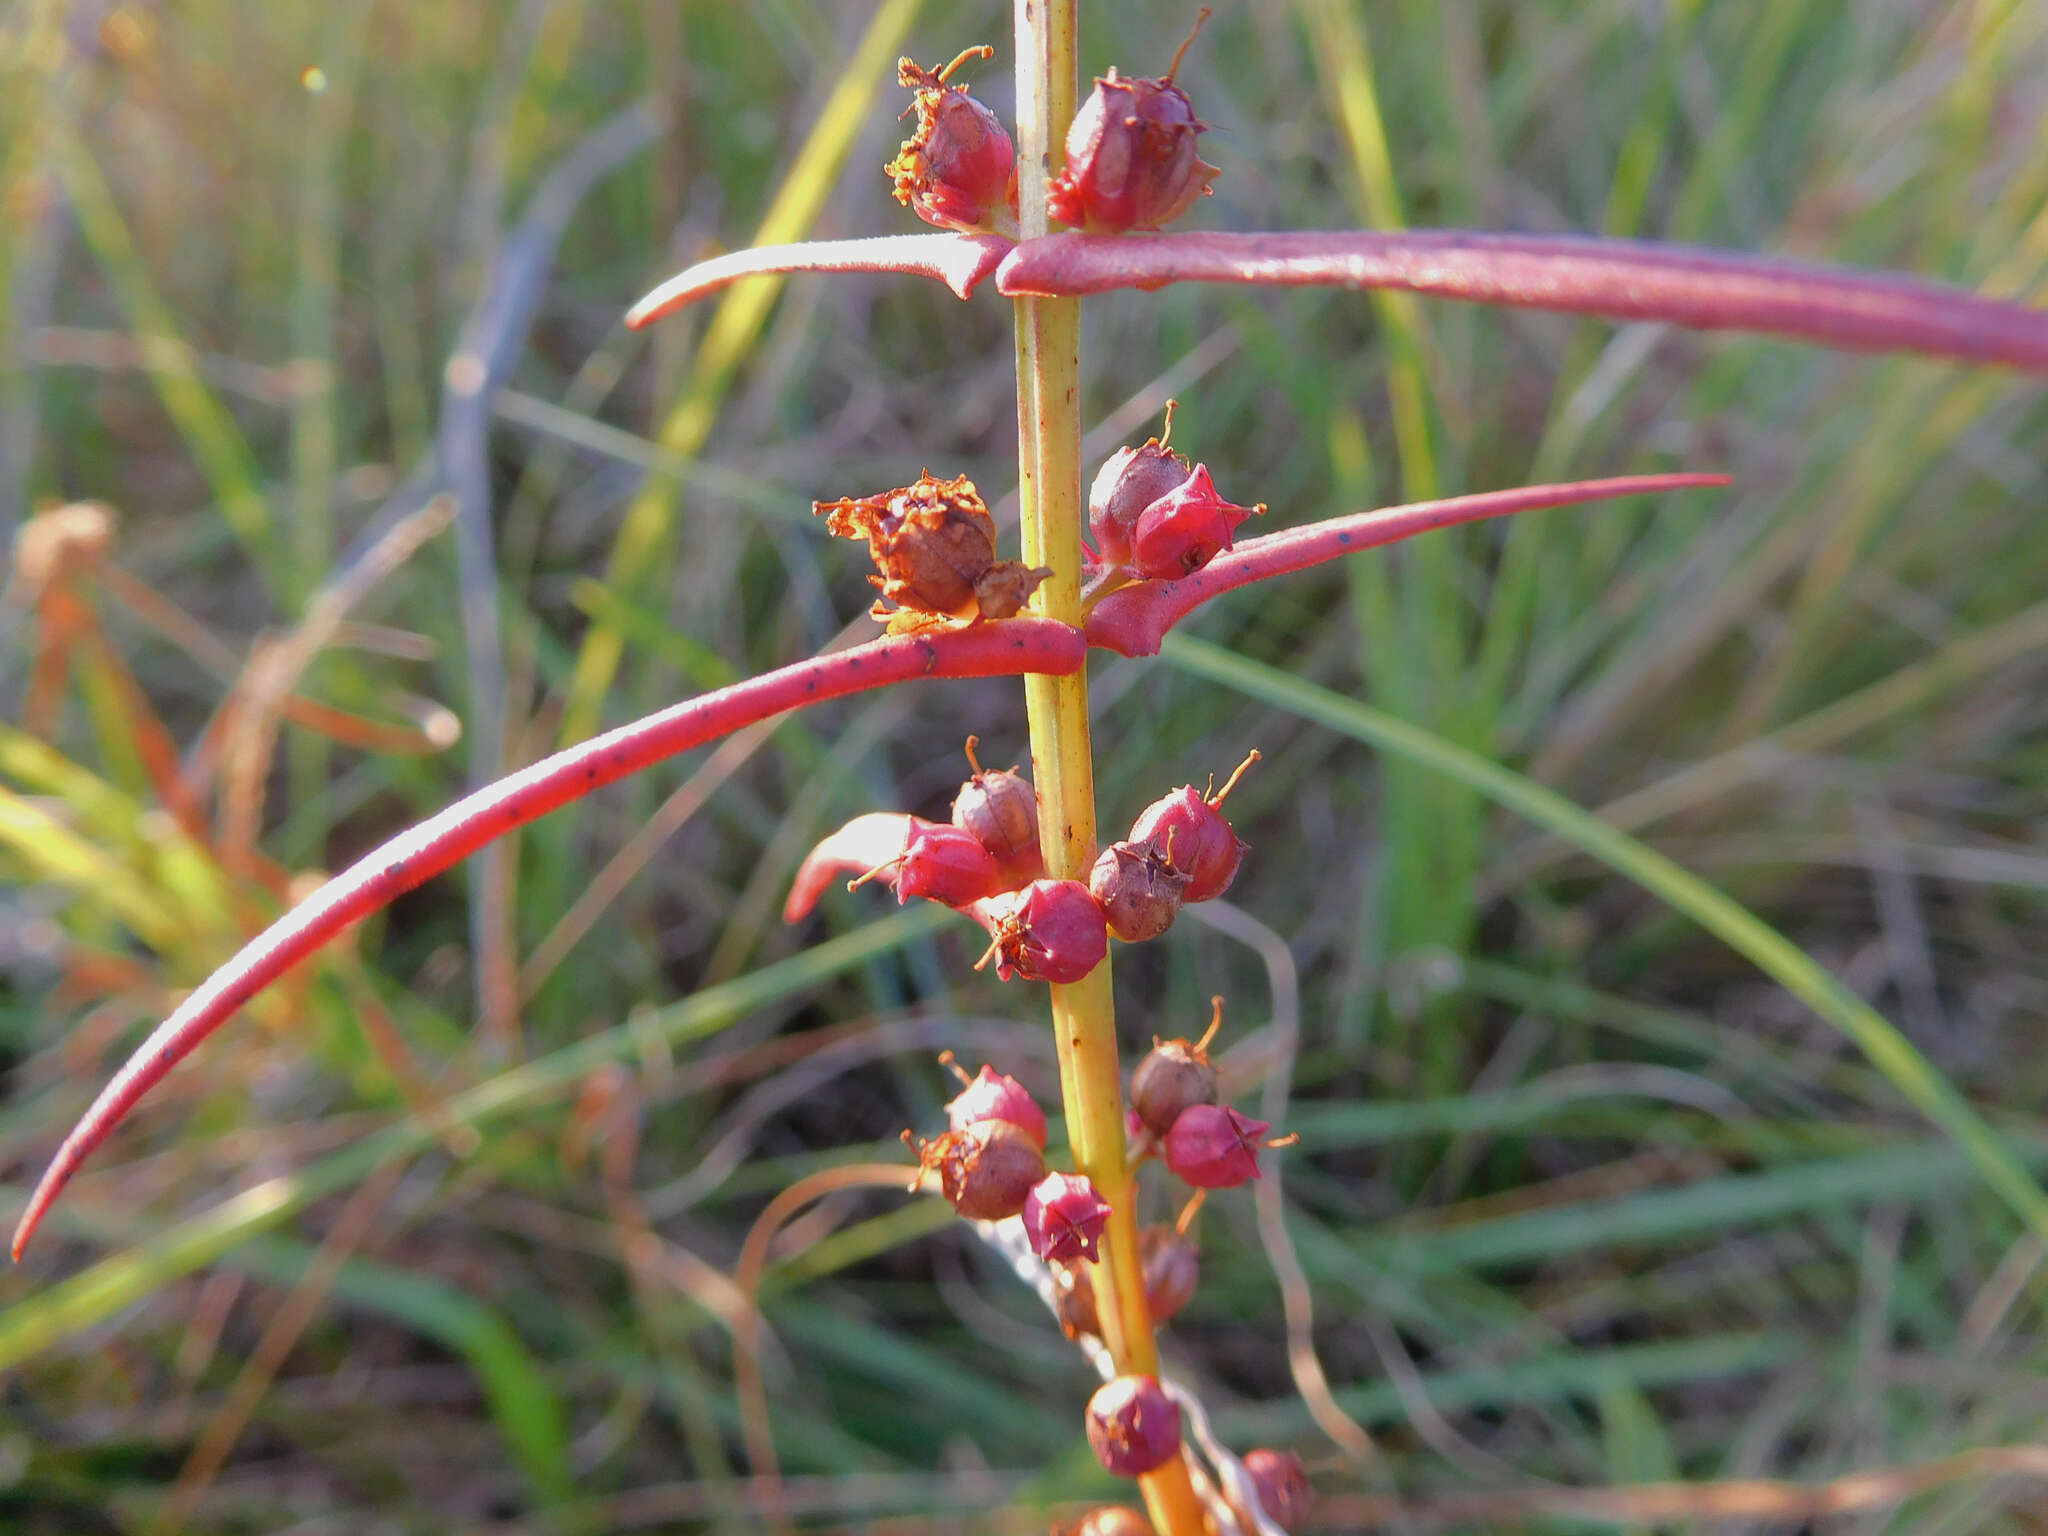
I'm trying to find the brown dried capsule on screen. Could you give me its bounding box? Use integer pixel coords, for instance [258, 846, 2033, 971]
[1088, 833, 1190, 943]
[1048, 14, 1219, 234]
[905, 1119, 1047, 1221]
[815, 472, 1050, 631]
[885, 48, 1017, 234]
[1128, 996, 1224, 1137]
[951, 735, 1043, 881]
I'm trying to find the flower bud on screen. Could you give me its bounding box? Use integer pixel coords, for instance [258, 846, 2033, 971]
[973, 879, 1109, 984]
[1086, 1374, 1183, 1478]
[849, 818, 1005, 907]
[1241, 1448, 1314, 1531]
[1048, 17, 1218, 234]
[1023, 1171, 1113, 1265]
[907, 1119, 1047, 1221]
[1088, 429, 1192, 568]
[1088, 835, 1190, 943]
[1127, 750, 1259, 903]
[885, 49, 1017, 234]
[951, 736, 1043, 882]
[941, 1056, 1047, 1150]
[1127, 463, 1262, 580]
[1163, 1104, 1273, 1189]
[815, 472, 1049, 627]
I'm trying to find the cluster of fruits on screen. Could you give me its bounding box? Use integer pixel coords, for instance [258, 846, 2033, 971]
[786, 737, 1260, 986]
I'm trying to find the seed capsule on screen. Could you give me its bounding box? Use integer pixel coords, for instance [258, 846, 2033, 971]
[1052, 1225, 1199, 1341]
[907, 1119, 1047, 1221]
[1127, 750, 1259, 903]
[1241, 1448, 1314, 1531]
[940, 1054, 1047, 1150]
[972, 879, 1109, 984]
[848, 818, 1005, 907]
[1023, 1171, 1113, 1264]
[1126, 463, 1262, 579]
[1085, 1374, 1183, 1478]
[1163, 1103, 1274, 1189]
[1048, 15, 1218, 234]
[1129, 997, 1225, 1136]
[885, 48, 1017, 234]
[1089, 834, 1190, 943]
[951, 735, 1044, 882]
[1088, 405, 1193, 568]
[815, 472, 1049, 629]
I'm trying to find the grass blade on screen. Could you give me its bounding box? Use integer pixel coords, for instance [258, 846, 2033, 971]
[1162, 630, 2048, 1250]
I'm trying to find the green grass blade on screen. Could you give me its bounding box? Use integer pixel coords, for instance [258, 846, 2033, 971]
[230, 1237, 573, 1506]
[560, 0, 929, 745]
[0, 906, 950, 1372]
[1162, 630, 2048, 1249]
[51, 133, 279, 590]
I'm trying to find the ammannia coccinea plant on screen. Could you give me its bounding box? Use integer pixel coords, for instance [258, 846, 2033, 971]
[17, 6, 2048, 1534]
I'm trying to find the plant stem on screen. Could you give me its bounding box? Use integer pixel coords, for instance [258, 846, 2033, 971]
[1011, 6, 1204, 1533]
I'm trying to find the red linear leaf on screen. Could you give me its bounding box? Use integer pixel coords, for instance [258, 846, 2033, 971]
[12, 619, 1085, 1260]
[997, 231, 2048, 372]
[1085, 473, 1732, 658]
[627, 233, 1013, 328]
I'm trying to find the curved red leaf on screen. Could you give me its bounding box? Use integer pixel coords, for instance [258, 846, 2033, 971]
[997, 231, 2048, 372]
[627, 233, 1013, 328]
[13, 619, 1084, 1259]
[1085, 474, 1732, 658]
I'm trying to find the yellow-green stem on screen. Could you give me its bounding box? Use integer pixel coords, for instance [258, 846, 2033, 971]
[1013, 5, 1202, 1532]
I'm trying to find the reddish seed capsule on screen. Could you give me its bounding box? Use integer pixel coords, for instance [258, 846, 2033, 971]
[1139, 1224, 1200, 1324]
[941, 1054, 1047, 1150]
[1241, 1448, 1314, 1531]
[885, 48, 1017, 234]
[849, 818, 1006, 908]
[1086, 1374, 1183, 1478]
[1024, 1171, 1113, 1265]
[1054, 1225, 1199, 1341]
[1088, 405, 1193, 568]
[1164, 1103, 1272, 1189]
[1128, 997, 1224, 1137]
[815, 472, 1050, 630]
[907, 1119, 1047, 1221]
[1127, 463, 1262, 579]
[1048, 14, 1219, 234]
[951, 735, 1044, 883]
[1127, 750, 1259, 903]
[973, 879, 1109, 984]
[1089, 835, 1190, 943]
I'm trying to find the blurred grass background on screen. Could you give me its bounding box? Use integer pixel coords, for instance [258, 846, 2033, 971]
[2, 0, 2047, 1530]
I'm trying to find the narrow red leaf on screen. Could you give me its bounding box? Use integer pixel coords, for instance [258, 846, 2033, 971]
[783, 811, 920, 923]
[12, 619, 1085, 1260]
[627, 233, 1013, 328]
[997, 231, 2048, 372]
[1085, 473, 1731, 658]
